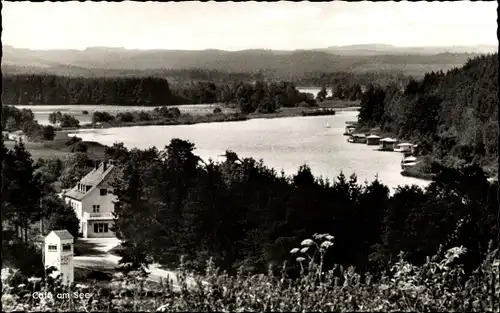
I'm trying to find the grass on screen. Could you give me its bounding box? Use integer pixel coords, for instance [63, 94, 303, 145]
[4, 130, 107, 161]
[2, 234, 499, 312]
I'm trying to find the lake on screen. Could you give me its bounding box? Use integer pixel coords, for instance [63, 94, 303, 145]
[68, 111, 430, 193]
[298, 87, 333, 97]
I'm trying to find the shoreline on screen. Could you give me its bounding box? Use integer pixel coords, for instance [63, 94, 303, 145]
[55, 106, 360, 133]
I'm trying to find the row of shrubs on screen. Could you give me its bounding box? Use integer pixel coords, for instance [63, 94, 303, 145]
[2, 234, 499, 312]
[91, 107, 224, 125]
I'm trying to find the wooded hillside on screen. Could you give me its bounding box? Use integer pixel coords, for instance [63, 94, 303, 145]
[358, 53, 498, 173]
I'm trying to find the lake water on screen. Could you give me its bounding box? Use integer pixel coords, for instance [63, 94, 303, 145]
[298, 87, 333, 97]
[68, 111, 430, 192]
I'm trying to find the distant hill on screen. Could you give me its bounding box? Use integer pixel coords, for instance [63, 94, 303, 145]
[315, 43, 498, 55]
[2, 44, 496, 78]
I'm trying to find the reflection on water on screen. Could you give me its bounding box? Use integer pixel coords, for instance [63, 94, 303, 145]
[69, 111, 430, 193]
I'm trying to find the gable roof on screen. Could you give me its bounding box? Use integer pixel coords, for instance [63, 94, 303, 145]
[49, 230, 74, 240]
[380, 137, 397, 142]
[64, 162, 117, 201]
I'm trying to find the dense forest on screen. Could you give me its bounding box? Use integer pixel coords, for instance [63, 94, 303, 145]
[357, 53, 498, 175]
[105, 139, 498, 279]
[2, 75, 318, 110]
[3, 64, 410, 89]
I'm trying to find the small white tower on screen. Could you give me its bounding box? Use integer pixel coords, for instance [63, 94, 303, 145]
[44, 230, 74, 285]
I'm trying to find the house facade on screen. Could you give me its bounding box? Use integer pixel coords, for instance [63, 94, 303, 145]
[64, 161, 118, 238]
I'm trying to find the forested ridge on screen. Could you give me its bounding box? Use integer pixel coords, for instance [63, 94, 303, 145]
[3, 45, 478, 77]
[358, 53, 498, 175]
[2, 74, 318, 110]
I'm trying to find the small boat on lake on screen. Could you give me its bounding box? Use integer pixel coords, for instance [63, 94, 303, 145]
[348, 133, 367, 144]
[325, 122, 331, 128]
[343, 124, 356, 135]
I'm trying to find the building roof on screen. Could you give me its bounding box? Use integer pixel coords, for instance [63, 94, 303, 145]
[380, 138, 397, 142]
[403, 156, 417, 162]
[366, 134, 381, 139]
[353, 134, 366, 138]
[397, 142, 413, 147]
[64, 162, 117, 201]
[49, 230, 74, 240]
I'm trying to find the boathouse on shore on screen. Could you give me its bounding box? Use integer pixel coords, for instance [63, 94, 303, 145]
[366, 134, 381, 146]
[379, 138, 398, 151]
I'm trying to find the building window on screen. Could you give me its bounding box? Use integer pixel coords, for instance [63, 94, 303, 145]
[100, 189, 107, 196]
[94, 223, 108, 233]
[62, 244, 72, 252]
[48, 245, 57, 251]
[93, 205, 100, 212]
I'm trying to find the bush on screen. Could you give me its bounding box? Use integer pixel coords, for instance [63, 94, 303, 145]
[117, 112, 135, 123]
[138, 111, 151, 121]
[92, 111, 115, 124]
[72, 142, 88, 153]
[41, 125, 56, 141]
[65, 136, 82, 146]
[59, 114, 80, 128]
[1, 236, 498, 312]
[213, 107, 222, 114]
[82, 110, 89, 115]
[156, 106, 181, 119]
[48, 111, 63, 125]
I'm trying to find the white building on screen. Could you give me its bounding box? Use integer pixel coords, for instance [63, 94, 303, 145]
[64, 160, 118, 238]
[44, 230, 74, 285]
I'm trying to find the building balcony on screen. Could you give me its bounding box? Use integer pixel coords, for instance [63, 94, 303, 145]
[83, 212, 114, 220]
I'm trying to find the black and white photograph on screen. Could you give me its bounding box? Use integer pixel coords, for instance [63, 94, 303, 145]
[1, 1, 499, 311]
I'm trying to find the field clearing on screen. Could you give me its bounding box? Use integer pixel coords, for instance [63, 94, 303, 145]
[4, 140, 74, 159]
[350, 63, 464, 77]
[4, 131, 106, 160]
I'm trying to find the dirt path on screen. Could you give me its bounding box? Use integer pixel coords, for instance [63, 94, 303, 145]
[73, 238, 199, 289]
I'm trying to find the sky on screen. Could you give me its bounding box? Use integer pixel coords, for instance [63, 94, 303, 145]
[2, 1, 498, 51]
